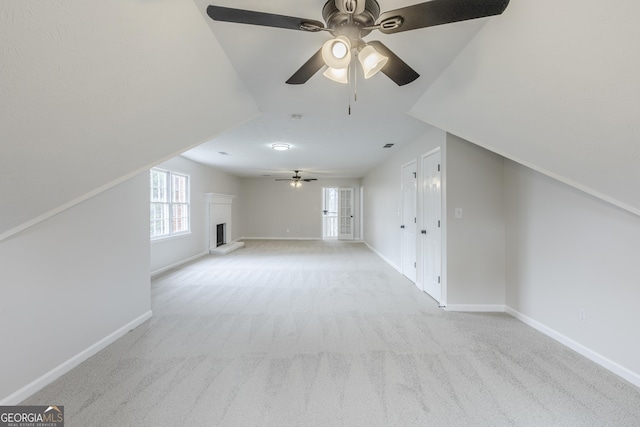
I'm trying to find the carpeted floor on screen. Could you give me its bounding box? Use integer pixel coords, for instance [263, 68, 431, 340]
[23, 240, 640, 426]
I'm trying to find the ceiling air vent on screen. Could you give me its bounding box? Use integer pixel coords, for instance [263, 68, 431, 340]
[383, 143, 394, 148]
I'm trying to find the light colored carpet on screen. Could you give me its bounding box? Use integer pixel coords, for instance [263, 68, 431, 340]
[23, 240, 640, 426]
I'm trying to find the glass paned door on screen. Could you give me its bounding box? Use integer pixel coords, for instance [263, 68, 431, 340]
[338, 188, 354, 240]
[322, 188, 339, 239]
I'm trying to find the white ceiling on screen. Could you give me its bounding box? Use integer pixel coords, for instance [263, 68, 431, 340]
[184, 0, 492, 178]
[409, 0, 640, 214]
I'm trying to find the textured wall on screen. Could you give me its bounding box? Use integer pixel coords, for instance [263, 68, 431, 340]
[445, 134, 505, 307]
[239, 177, 362, 240]
[0, 0, 258, 238]
[0, 173, 150, 402]
[505, 160, 640, 381]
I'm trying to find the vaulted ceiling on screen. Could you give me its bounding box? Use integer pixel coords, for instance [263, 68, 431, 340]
[2, 0, 639, 239]
[183, 0, 492, 179]
[410, 0, 640, 215]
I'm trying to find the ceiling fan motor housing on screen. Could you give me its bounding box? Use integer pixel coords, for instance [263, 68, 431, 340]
[322, 0, 380, 41]
[207, 0, 511, 86]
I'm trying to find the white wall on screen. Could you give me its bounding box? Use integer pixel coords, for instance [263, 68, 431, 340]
[363, 127, 446, 270]
[150, 156, 242, 275]
[239, 178, 362, 240]
[410, 0, 640, 215]
[363, 130, 506, 308]
[446, 134, 505, 308]
[504, 160, 640, 384]
[1, 0, 258, 239]
[0, 173, 151, 404]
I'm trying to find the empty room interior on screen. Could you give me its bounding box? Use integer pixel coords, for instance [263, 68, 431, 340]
[2, 0, 640, 425]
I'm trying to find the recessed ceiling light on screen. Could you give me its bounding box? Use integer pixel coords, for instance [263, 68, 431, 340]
[272, 143, 290, 151]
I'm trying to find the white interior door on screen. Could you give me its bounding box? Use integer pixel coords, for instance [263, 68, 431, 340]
[401, 161, 417, 283]
[421, 150, 442, 302]
[338, 187, 354, 240]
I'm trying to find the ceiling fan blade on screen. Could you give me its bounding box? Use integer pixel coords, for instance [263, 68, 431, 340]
[377, 0, 510, 34]
[286, 48, 325, 85]
[207, 5, 325, 32]
[367, 41, 419, 86]
[275, 179, 293, 181]
[302, 179, 318, 182]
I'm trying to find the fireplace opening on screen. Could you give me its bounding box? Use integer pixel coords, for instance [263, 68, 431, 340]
[216, 223, 226, 247]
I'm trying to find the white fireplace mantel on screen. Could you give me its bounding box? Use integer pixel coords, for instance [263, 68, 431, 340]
[204, 193, 243, 254]
[204, 193, 236, 205]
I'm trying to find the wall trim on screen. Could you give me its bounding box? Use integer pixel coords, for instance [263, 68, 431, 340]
[505, 306, 640, 389]
[445, 304, 506, 312]
[0, 310, 153, 405]
[241, 237, 323, 241]
[240, 237, 363, 243]
[0, 112, 261, 243]
[418, 128, 640, 219]
[364, 241, 401, 273]
[151, 252, 207, 277]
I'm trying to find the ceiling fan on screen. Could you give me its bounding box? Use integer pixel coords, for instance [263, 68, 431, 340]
[275, 170, 318, 187]
[206, 0, 510, 86]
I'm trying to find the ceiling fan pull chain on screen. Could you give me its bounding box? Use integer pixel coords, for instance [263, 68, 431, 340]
[347, 62, 352, 115]
[354, 51, 358, 102]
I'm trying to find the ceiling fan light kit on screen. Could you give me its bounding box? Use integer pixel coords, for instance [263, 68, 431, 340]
[207, 0, 510, 86]
[323, 66, 349, 84]
[275, 170, 318, 188]
[321, 36, 352, 69]
[358, 44, 388, 79]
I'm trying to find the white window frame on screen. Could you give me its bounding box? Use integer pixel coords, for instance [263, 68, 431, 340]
[150, 168, 190, 240]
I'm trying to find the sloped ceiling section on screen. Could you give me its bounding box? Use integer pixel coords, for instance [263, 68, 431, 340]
[0, 0, 258, 237]
[411, 0, 640, 215]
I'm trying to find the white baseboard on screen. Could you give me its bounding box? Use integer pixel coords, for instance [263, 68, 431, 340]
[150, 252, 207, 277]
[363, 242, 401, 273]
[240, 237, 364, 243]
[505, 306, 640, 389]
[445, 304, 506, 312]
[241, 237, 322, 241]
[1, 310, 152, 405]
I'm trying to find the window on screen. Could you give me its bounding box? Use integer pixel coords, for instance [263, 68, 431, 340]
[150, 168, 190, 240]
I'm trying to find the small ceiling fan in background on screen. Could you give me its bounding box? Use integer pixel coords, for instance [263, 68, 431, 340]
[207, 0, 510, 86]
[275, 171, 318, 187]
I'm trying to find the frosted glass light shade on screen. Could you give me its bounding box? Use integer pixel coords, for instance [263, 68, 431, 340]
[358, 45, 388, 79]
[323, 67, 348, 84]
[322, 36, 352, 69]
[271, 143, 290, 151]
